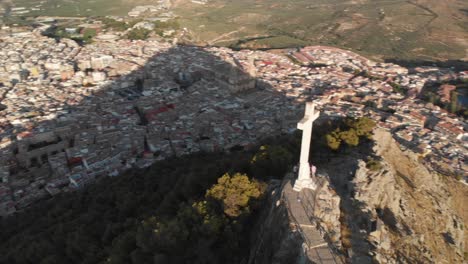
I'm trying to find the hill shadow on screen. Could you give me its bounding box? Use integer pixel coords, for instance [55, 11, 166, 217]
[0, 35, 389, 264]
[384, 58, 468, 72]
[0, 37, 334, 264]
[0, 40, 311, 216]
[306, 120, 377, 262]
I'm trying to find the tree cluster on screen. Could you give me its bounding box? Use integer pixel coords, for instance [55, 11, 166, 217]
[129, 172, 266, 263]
[420, 79, 468, 118]
[325, 117, 376, 151]
[424, 90, 467, 118]
[250, 145, 293, 179]
[0, 135, 299, 264]
[206, 173, 266, 217]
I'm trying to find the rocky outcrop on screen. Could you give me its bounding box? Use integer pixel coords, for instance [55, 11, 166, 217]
[249, 176, 343, 264]
[310, 178, 342, 249]
[250, 128, 465, 264]
[352, 129, 465, 263]
[248, 180, 304, 264]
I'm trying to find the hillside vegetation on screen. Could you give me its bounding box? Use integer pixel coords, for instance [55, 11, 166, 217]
[0, 133, 301, 264]
[2, 0, 467, 60]
[173, 0, 468, 61]
[0, 118, 374, 263]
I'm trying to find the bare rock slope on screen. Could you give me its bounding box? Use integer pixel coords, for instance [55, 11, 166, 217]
[249, 177, 343, 264]
[250, 129, 466, 263]
[352, 129, 466, 263]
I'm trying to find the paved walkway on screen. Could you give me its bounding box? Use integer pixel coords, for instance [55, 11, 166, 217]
[282, 178, 343, 264]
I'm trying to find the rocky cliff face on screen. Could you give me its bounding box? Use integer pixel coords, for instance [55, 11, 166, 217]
[248, 177, 343, 264]
[351, 129, 465, 263]
[250, 129, 466, 264]
[248, 180, 304, 264]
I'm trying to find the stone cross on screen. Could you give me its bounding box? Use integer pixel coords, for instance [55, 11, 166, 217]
[293, 102, 320, 192]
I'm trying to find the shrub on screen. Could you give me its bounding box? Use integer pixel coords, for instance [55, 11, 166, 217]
[101, 17, 128, 31]
[364, 100, 377, 108]
[326, 131, 341, 150]
[389, 82, 407, 95]
[82, 28, 97, 43]
[366, 158, 383, 171]
[127, 28, 151, 40]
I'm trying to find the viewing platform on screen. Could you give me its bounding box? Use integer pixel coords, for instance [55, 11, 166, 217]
[282, 176, 344, 264]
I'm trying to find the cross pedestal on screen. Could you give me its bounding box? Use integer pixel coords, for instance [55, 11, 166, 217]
[293, 102, 320, 192]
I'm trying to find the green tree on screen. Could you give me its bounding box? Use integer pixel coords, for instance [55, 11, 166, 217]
[463, 109, 468, 118]
[364, 100, 377, 108]
[325, 117, 376, 151]
[206, 173, 265, 217]
[325, 130, 341, 150]
[339, 129, 359, 147]
[108, 231, 137, 264]
[148, 216, 190, 252]
[192, 201, 226, 235]
[130, 249, 151, 264]
[39, 255, 63, 264]
[428, 93, 439, 104]
[250, 145, 293, 178]
[449, 91, 459, 113]
[346, 117, 376, 138]
[0, 139, 279, 264]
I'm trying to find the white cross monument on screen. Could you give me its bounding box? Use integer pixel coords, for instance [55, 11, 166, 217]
[293, 102, 320, 192]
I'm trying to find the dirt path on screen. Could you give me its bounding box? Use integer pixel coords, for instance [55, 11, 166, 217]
[209, 27, 245, 45]
[406, 0, 439, 31]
